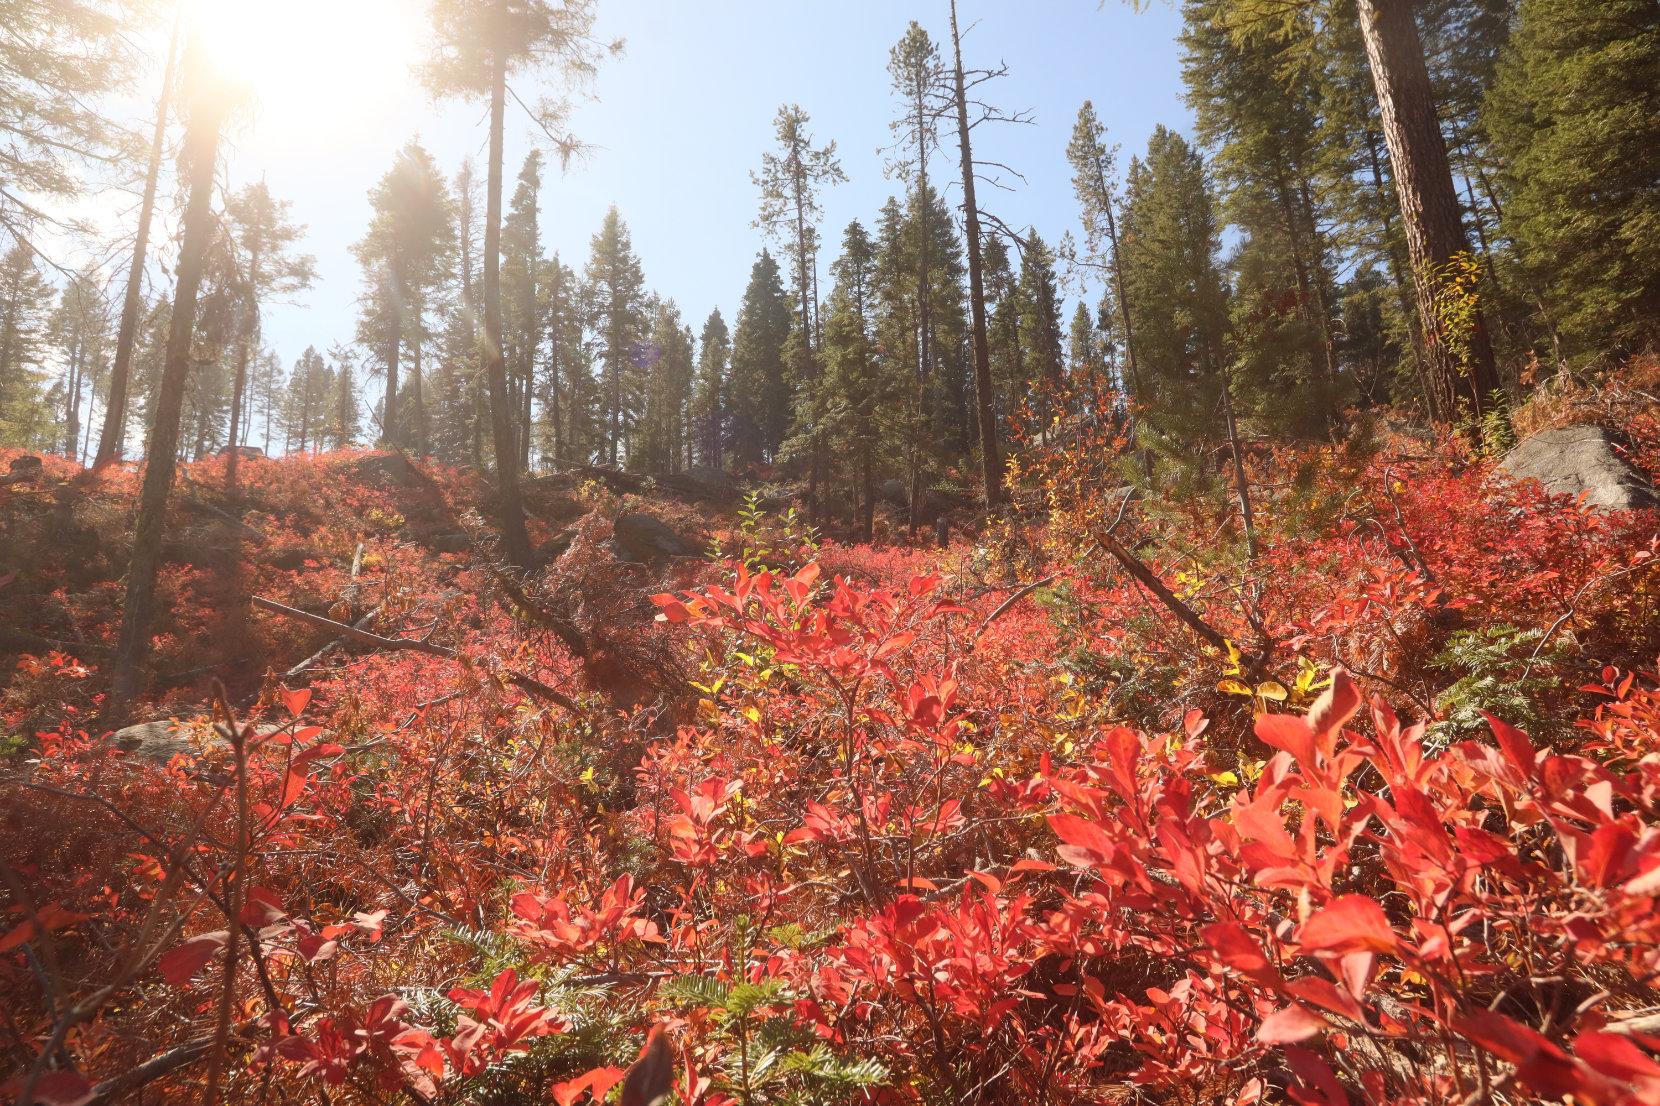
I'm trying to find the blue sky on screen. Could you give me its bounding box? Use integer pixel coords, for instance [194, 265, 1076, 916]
[227, 0, 1195, 371]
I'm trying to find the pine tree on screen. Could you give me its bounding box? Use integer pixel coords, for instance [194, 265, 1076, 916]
[753, 103, 845, 510]
[422, 0, 611, 564]
[819, 220, 892, 541]
[0, 241, 55, 446]
[1068, 101, 1146, 439]
[1017, 233, 1066, 435]
[886, 21, 946, 534]
[727, 250, 791, 467]
[583, 206, 645, 466]
[108, 31, 232, 720]
[224, 181, 314, 486]
[1119, 126, 1230, 447]
[1181, 0, 1340, 435]
[329, 344, 363, 449]
[354, 141, 453, 454]
[633, 300, 694, 474]
[691, 308, 729, 469]
[503, 151, 544, 467]
[48, 270, 112, 461]
[0, 0, 127, 241]
[1486, 0, 1660, 356]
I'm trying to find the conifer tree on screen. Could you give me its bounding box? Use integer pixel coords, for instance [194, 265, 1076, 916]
[727, 250, 790, 467]
[0, 241, 55, 445]
[108, 31, 231, 720]
[754, 103, 845, 509]
[1119, 126, 1230, 446]
[583, 205, 645, 466]
[423, 0, 610, 564]
[691, 308, 729, 469]
[1486, 0, 1660, 356]
[503, 150, 544, 467]
[224, 182, 314, 487]
[353, 141, 453, 454]
[1017, 234, 1066, 434]
[886, 22, 945, 534]
[819, 220, 890, 541]
[49, 270, 112, 461]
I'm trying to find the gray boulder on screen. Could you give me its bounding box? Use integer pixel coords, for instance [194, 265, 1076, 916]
[877, 478, 909, 507]
[612, 513, 699, 563]
[1500, 424, 1658, 511]
[110, 720, 215, 763]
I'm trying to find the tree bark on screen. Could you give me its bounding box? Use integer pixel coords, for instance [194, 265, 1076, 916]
[95, 8, 181, 468]
[483, 50, 534, 566]
[106, 50, 224, 722]
[1354, 0, 1498, 426]
[382, 263, 400, 447]
[225, 229, 262, 493]
[949, 0, 1004, 509]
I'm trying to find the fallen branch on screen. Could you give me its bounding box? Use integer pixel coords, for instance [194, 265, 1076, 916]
[1093, 531, 1233, 656]
[284, 603, 384, 679]
[251, 596, 581, 714]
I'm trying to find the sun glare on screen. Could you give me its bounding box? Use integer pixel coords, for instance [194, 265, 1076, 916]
[189, 0, 426, 142]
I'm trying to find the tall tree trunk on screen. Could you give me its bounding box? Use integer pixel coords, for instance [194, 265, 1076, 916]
[382, 264, 400, 447]
[63, 341, 82, 458]
[1354, 0, 1498, 427]
[225, 230, 262, 492]
[96, 8, 181, 468]
[106, 56, 224, 722]
[483, 50, 533, 566]
[949, 0, 1004, 508]
[411, 325, 426, 456]
[908, 131, 931, 537]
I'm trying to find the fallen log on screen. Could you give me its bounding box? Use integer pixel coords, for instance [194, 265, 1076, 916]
[251, 596, 580, 714]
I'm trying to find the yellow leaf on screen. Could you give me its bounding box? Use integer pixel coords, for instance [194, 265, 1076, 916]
[1208, 770, 1240, 787]
[1255, 680, 1289, 702]
[1217, 678, 1253, 696]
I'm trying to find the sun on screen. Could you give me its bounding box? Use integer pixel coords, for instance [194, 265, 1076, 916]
[188, 0, 427, 144]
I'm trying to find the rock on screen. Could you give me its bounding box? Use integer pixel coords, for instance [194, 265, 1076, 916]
[110, 720, 215, 763]
[661, 466, 741, 503]
[1499, 425, 1658, 511]
[877, 478, 909, 507]
[5, 455, 43, 484]
[612, 513, 699, 563]
[343, 451, 413, 486]
[111, 720, 322, 764]
[216, 444, 265, 459]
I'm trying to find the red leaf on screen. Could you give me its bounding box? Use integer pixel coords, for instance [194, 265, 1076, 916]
[158, 931, 228, 986]
[1297, 895, 1396, 955]
[1259, 1004, 1325, 1043]
[1048, 812, 1114, 868]
[1256, 714, 1317, 769]
[281, 687, 312, 717]
[1306, 668, 1362, 750]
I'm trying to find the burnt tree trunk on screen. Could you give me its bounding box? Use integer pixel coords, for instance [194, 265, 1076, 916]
[482, 49, 534, 566]
[96, 11, 181, 468]
[949, 0, 1004, 508]
[107, 51, 224, 721]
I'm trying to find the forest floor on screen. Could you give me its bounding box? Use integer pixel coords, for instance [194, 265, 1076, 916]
[2, 362, 1659, 1104]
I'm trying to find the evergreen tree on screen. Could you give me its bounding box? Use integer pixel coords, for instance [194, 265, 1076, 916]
[49, 270, 112, 461]
[583, 206, 645, 466]
[726, 250, 791, 467]
[503, 150, 544, 467]
[690, 308, 729, 469]
[0, 241, 56, 446]
[223, 181, 314, 485]
[1017, 234, 1066, 434]
[1119, 126, 1230, 446]
[633, 299, 694, 474]
[353, 141, 453, 453]
[819, 220, 893, 541]
[1486, 0, 1660, 356]
[422, 0, 611, 564]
